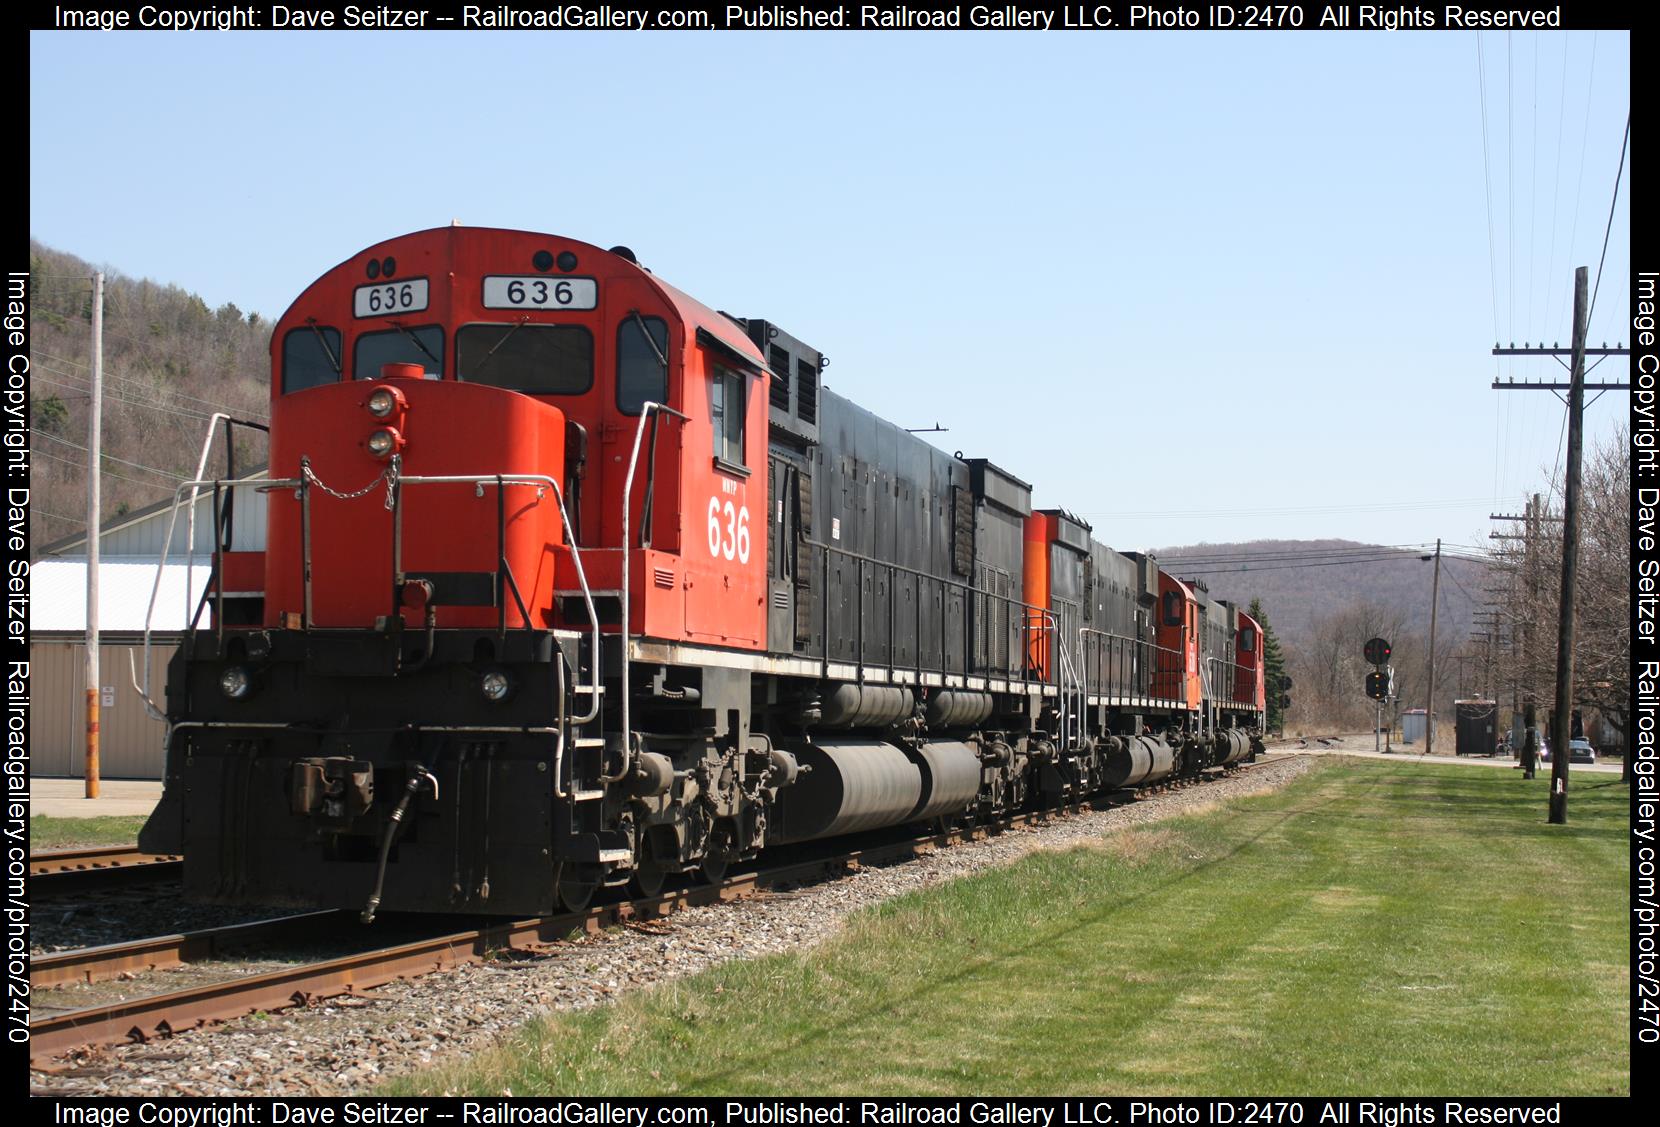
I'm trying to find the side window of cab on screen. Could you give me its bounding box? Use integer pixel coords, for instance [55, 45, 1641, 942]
[710, 364, 746, 471]
[617, 316, 668, 414]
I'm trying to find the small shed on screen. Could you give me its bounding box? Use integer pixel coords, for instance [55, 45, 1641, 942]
[1401, 709, 1429, 745]
[1454, 699, 1499, 757]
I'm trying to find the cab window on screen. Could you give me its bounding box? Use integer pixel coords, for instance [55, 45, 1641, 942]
[355, 325, 444, 380]
[457, 324, 592, 394]
[711, 364, 746, 469]
[1240, 627, 1257, 653]
[1162, 591, 1182, 627]
[282, 326, 342, 393]
[616, 316, 669, 414]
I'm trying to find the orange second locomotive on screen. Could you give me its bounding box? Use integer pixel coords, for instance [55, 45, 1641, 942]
[139, 227, 1266, 918]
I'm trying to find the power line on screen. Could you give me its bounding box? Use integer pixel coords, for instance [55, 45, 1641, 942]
[33, 369, 261, 425]
[1083, 496, 1496, 519]
[1160, 544, 1426, 564]
[1475, 32, 1503, 364]
[33, 355, 265, 420]
[1168, 555, 1432, 576]
[32, 428, 190, 479]
[35, 448, 185, 493]
[1587, 113, 1630, 325]
[1557, 30, 1598, 337]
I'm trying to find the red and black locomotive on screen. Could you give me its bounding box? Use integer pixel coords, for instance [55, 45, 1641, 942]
[139, 227, 1266, 918]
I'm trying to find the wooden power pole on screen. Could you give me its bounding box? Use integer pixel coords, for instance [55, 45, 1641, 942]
[1546, 267, 1589, 825]
[85, 271, 103, 799]
[1424, 538, 1441, 756]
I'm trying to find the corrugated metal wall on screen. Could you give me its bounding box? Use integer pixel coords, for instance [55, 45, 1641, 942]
[30, 641, 174, 779]
[105, 487, 268, 555]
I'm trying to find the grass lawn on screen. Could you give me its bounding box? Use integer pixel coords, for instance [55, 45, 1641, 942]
[390, 759, 1629, 1096]
[29, 815, 149, 850]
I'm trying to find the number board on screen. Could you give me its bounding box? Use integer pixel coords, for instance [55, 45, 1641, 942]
[353, 278, 430, 319]
[482, 276, 598, 311]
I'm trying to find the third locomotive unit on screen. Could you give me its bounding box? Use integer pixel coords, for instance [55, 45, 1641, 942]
[139, 227, 1267, 919]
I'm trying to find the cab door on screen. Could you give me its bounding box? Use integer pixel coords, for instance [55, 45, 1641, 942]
[767, 456, 798, 653]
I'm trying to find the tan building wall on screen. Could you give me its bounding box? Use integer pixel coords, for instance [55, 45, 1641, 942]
[29, 640, 175, 779]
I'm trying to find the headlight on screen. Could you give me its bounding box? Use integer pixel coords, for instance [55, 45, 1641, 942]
[479, 670, 513, 702]
[367, 427, 401, 458]
[367, 388, 399, 418]
[220, 666, 253, 700]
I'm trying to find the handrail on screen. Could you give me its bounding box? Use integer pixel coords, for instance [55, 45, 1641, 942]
[181, 414, 230, 638]
[136, 471, 600, 735]
[134, 475, 303, 722]
[1077, 625, 1188, 705]
[811, 540, 1048, 685]
[386, 472, 601, 726]
[619, 402, 688, 768]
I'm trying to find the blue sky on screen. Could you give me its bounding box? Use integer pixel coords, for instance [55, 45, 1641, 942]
[29, 29, 1631, 553]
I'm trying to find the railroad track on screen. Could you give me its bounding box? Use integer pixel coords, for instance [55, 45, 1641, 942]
[30, 847, 182, 896]
[29, 761, 1283, 1066]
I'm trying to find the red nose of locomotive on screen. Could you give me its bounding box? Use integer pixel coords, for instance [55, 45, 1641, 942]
[265, 371, 568, 630]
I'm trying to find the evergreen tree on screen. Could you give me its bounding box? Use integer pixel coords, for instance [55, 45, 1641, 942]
[1249, 597, 1288, 734]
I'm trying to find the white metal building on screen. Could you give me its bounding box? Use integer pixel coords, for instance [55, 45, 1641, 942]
[31, 475, 266, 779]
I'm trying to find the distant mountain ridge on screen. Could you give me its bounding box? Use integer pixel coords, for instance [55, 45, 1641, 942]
[1151, 538, 1486, 656]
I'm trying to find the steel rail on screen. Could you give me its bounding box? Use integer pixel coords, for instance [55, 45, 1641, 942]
[29, 847, 174, 876]
[30, 848, 183, 895]
[31, 911, 341, 990]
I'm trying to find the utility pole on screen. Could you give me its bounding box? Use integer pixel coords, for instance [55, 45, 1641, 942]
[1424, 538, 1441, 756]
[85, 272, 103, 799]
[1522, 494, 1540, 778]
[1490, 262, 1630, 812]
[1546, 267, 1589, 825]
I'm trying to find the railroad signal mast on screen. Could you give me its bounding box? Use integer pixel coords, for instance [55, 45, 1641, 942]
[1364, 637, 1392, 753]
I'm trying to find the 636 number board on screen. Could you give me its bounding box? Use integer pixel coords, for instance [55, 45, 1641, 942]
[483, 276, 598, 310]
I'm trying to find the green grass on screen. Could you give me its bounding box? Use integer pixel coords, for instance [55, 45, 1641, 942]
[29, 815, 148, 850]
[388, 759, 1630, 1097]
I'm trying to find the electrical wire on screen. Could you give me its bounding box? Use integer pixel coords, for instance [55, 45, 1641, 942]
[1587, 113, 1630, 325]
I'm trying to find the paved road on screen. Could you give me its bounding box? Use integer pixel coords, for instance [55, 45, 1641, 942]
[1262, 738, 1624, 774]
[28, 777, 164, 819]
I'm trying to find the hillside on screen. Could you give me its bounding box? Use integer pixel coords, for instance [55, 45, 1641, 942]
[1153, 538, 1487, 655]
[27, 240, 270, 549]
[1154, 538, 1492, 731]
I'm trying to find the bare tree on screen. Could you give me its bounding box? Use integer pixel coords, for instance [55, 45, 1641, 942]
[1489, 428, 1630, 758]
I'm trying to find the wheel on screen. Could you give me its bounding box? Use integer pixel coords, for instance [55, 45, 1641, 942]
[629, 836, 667, 899]
[697, 833, 733, 884]
[696, 848, 730, 885]
[554, 863, 597, 912]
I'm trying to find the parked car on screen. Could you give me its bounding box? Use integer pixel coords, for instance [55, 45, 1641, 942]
[1568, 738, 1596, 765]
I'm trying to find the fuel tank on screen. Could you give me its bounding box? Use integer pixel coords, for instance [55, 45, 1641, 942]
[1098, 734, 1175, 789]
[910, 740, 983, 821]
[1215, 728, 1252, 766]
[772, 740, 922, 842]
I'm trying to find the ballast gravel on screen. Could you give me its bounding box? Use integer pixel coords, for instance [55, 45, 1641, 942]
[30, 753, 1318, 1097]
